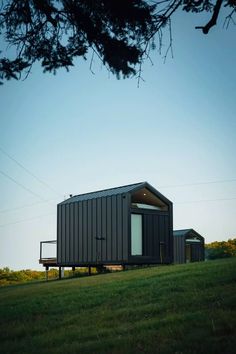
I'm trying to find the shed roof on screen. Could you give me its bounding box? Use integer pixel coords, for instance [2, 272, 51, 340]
[173, 229, 192, 237]
[173, 229, 204, 241]
[59, 181, 172, 205]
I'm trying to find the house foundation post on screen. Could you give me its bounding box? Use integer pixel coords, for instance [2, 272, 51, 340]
[45, 265, 49, 281]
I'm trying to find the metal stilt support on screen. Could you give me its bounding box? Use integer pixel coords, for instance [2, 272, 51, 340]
[45, 266, 49, 281]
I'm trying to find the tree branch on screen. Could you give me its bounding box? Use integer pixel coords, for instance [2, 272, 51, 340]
[195, 0, 224, 34]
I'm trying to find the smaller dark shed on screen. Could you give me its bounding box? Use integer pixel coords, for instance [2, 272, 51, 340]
[173, 229, 205, 264]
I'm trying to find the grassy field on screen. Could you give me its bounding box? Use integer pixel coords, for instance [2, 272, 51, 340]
[0, 258, 235, 354]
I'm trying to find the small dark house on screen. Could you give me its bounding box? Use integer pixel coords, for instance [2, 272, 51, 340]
[57, 182, 173, 267]
[173, 229, 205, 264]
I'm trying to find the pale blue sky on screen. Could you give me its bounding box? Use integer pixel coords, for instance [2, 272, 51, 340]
[0, 11, 236, 269]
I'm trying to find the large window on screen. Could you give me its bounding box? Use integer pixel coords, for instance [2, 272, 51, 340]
[131, 214, 142, 255]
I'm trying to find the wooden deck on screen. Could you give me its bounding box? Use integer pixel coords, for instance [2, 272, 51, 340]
[39, 258, 57, 266]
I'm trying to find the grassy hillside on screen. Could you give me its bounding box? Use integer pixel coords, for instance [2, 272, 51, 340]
[0, 258, 235, 354]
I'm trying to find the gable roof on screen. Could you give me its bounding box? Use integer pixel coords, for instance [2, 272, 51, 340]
[173, 229, 204, 241]
[173, 229, 192, 237]
[59, 181, 172, 205]
[59, 182, 144, 204]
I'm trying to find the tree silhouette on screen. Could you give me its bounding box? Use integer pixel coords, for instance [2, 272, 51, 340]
[0, 0, 235, 84]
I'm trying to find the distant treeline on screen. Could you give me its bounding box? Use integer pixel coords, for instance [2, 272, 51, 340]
[0, 267, 96, 287]
[205, 238, 236, 260]
[1, 238, 235, 286]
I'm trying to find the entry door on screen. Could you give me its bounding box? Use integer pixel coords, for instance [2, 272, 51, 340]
[131, 214, 143, 255]
[186, 244, 191, 263]
[96, 238, 102, 263]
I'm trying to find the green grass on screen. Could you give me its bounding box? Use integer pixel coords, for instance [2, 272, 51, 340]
[0, 258, 236, 354]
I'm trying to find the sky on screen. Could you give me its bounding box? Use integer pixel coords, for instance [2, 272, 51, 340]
[0, 10, 236, 270]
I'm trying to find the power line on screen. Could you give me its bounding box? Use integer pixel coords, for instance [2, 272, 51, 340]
[0, 212, 55, 228]
[160, 178, 236, 189]
[0, 146, 63, 197]
[0, 169, 46, 201]
[0, 198, 58, 214]
[0, 196, 235, 228]
[175, 197, 236, 204]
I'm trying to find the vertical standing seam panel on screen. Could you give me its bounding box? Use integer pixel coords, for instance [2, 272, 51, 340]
[90, 200, 93, 262]
[178, 237, 181, 263]
[60, 204, 65, 263]
[117, 194, 122, 261]
[101, 197, 107, 262]
[164, 215, 169, 262]
[69, 203, 74, 263]
[143, 214, 147, 256]
[169, 204, 173, 263]
[177, 237, 182, 263]
[178, 237, 182, 263]
[74, 203, 79, 263]
[146, 215, 151, 256]
[151, 215, 155, 257]
[153, 215, 158, 259]
[159, 215, 163, 243]
[82, 200, 88, 263]
[92, 199, 97, 262]
[57, 205, 61, 263]
[150, 215, 153, 257]
[60, 205, 63, 263]
[66, 204, 70, 263]
[174, 237, 178, 263]
[111, 195, 117, 261]
[167, 215, 170, 262]
[78, 202, 83, 262]
[73, 203, 76, 263]
[106, 196, 112, 261]
[122, 195, 129, 261]
[62, 204, 66, 263]
[182, 236, 186, 263]
[87, 200, 92, 263]
[202, 240, 205, 261]
[173, 236, 176, 263]
[59, 205, 62, 263]
[160, 216, 165, 261]
[97, 198, 102, 262]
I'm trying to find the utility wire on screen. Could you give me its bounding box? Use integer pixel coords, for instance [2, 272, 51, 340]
[160, 178, 236, 189]
[0, 146, 63, 197]
[0, 198, 58, 214]
[0, 212, 55, 228]
[175, 197, 236, 204]
[0, 197, 235, 228]
[0, 169, 46, 201]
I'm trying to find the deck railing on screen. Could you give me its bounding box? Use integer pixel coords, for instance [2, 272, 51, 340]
[39, 240, 57, 264]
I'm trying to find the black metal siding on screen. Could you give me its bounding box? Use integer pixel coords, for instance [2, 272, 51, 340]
[190, 242, 205, 262]
[173, 236, 185, 264]
[57, 193, 130, 265]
